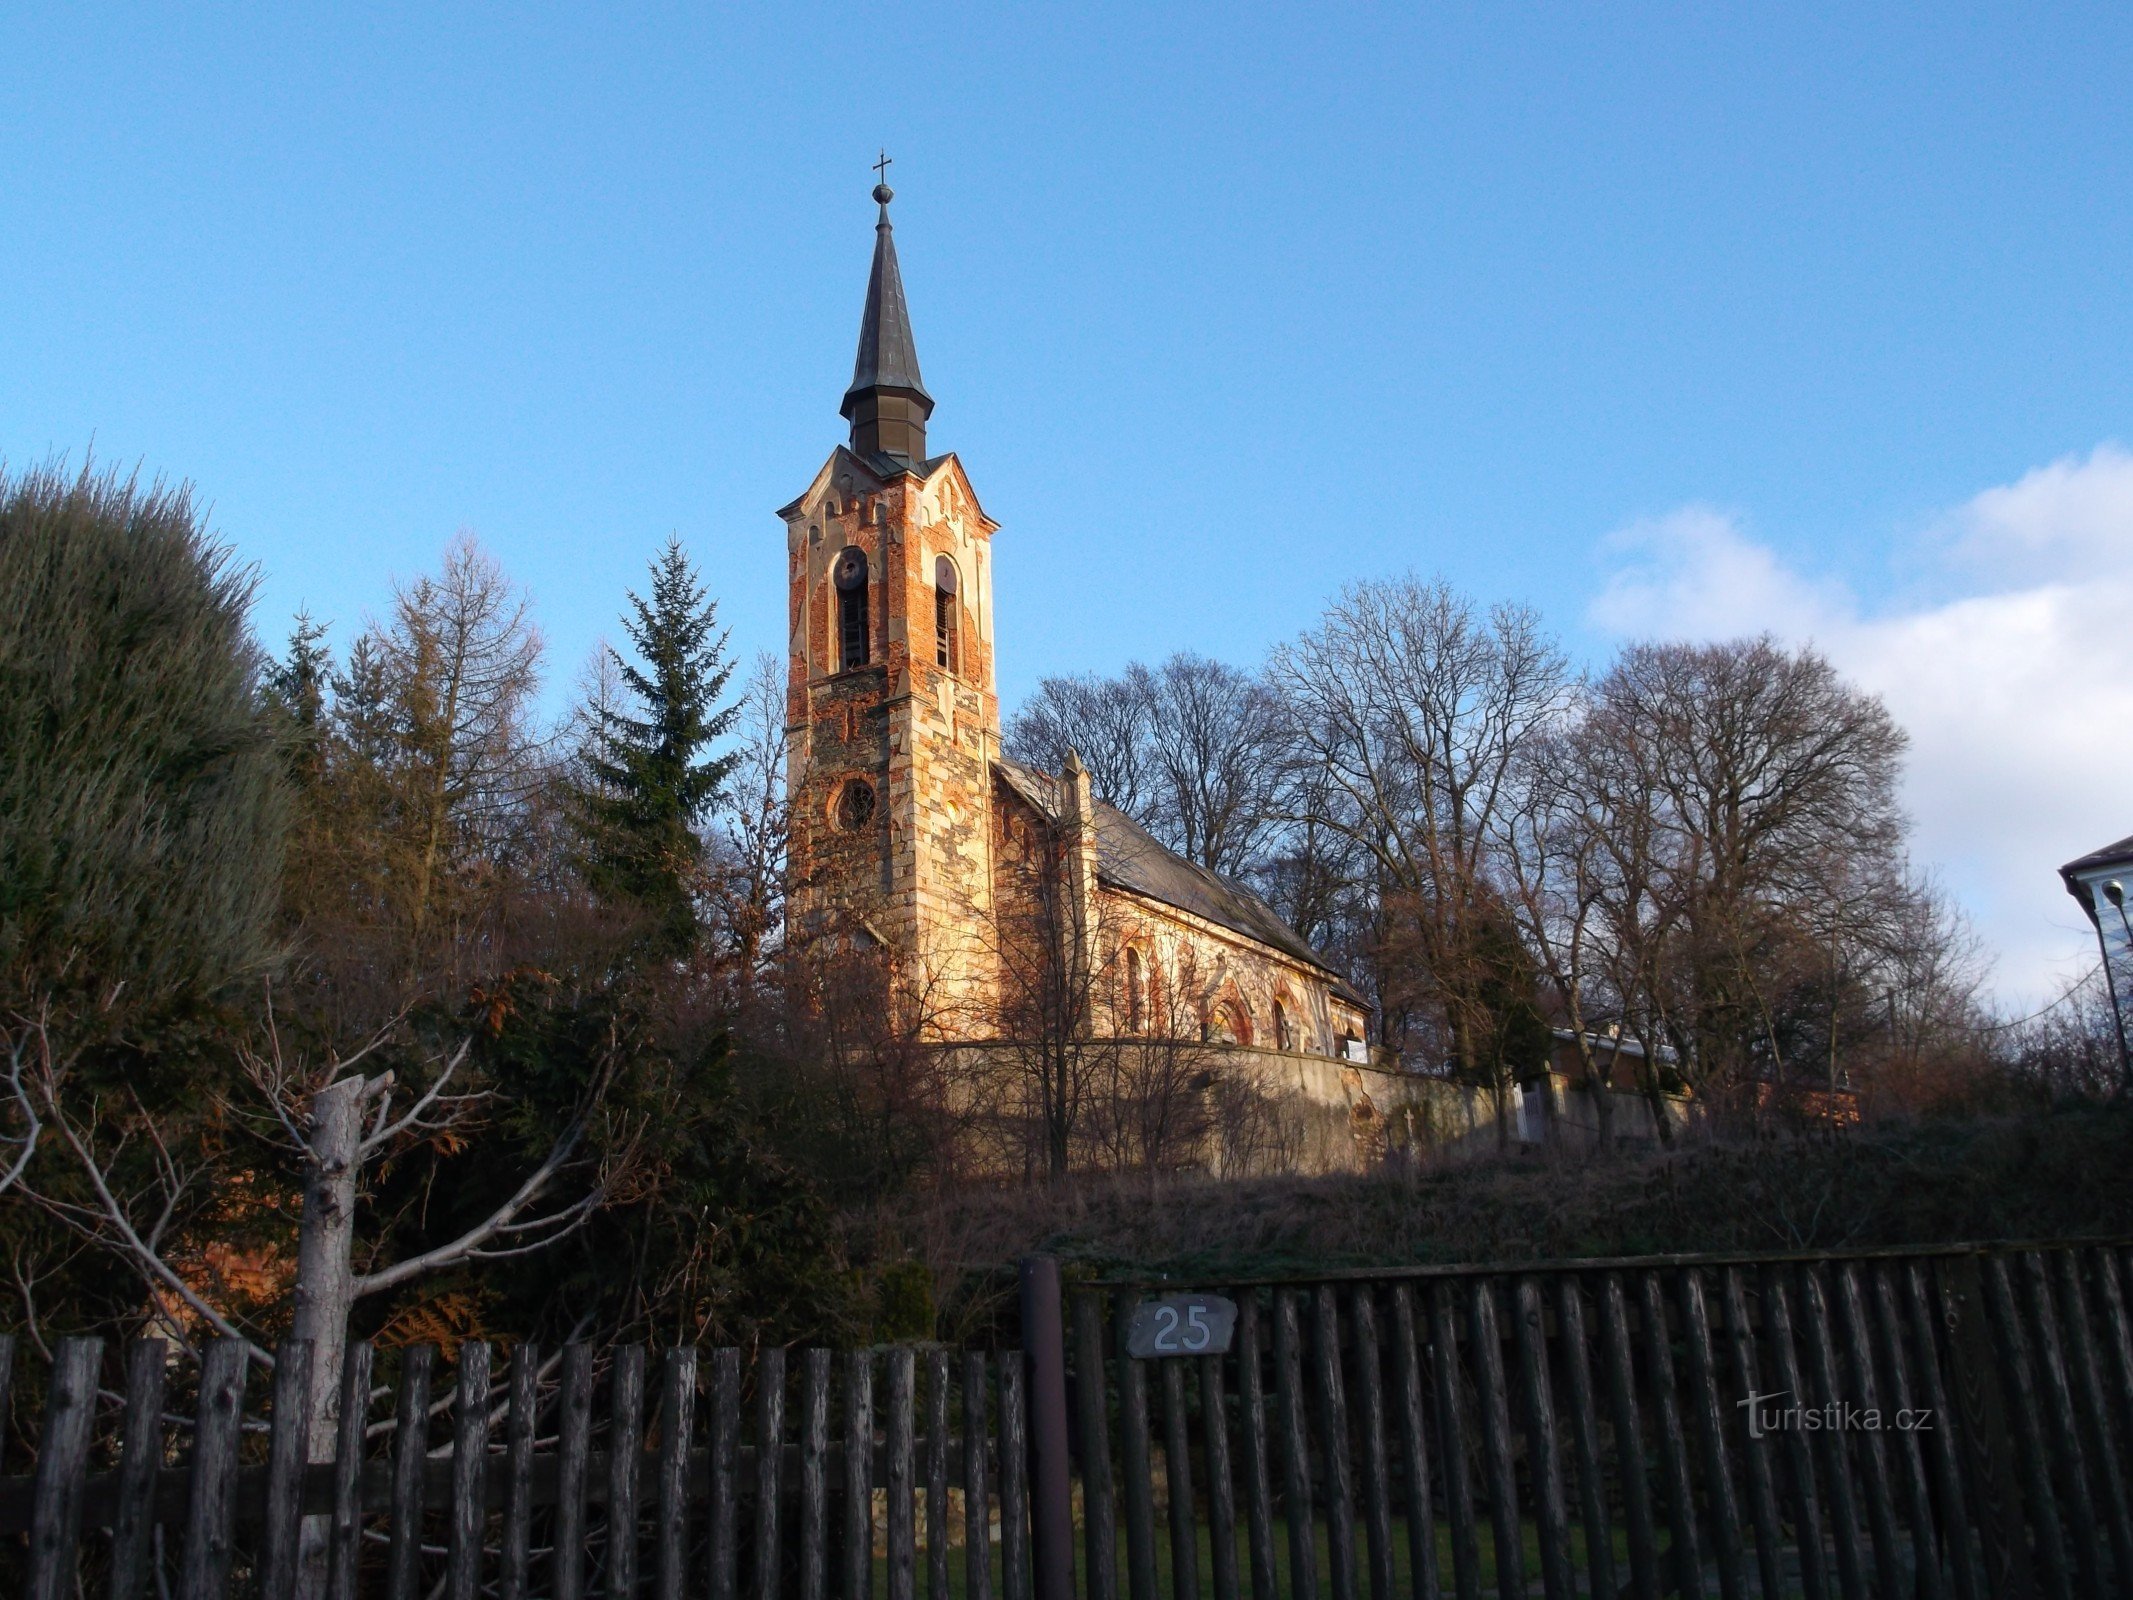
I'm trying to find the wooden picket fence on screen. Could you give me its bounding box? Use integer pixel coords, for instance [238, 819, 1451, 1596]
[1066, 1240, 2133, 1600]
[3, 1238, 2131, 1598]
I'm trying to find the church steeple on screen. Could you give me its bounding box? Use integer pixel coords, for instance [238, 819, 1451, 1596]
[840, 168, 935, 465]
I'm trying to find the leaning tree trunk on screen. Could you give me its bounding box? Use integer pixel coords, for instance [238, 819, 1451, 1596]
[291, 1075, 371, 1598]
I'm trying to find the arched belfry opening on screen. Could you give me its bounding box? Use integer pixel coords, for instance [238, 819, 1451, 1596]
[934, 554, 960, 674]
[835, 546, 869, 669]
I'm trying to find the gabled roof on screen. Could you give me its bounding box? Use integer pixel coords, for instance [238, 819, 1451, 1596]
[776, 446, 997, 526]
[2061, 832, 2133, 924]
[2061, 833, 2133, 880]
[993, 756, 1366, 1005]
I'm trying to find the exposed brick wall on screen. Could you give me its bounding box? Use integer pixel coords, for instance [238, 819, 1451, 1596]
[782, 446, 1369, 1071]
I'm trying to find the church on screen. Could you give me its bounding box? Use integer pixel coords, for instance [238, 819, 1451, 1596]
[778, 178, 1372, 1069]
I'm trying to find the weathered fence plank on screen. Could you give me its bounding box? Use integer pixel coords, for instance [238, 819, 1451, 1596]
[610, 1345, 648, 1600]
[1311, 1285, 1359, 1600]
[1756, 1268, 1831, 1600]
[999, 1353, 1031, 1600]
[1865, 1267, 1945, 1600]
[2051, 1251, 2133, 1592]
[844, 1350, 874, 1600]
[2018, 1251, 2103, 1597]
[1936, 1256, 2034, 1600]
[963, 1352, 992, 1600]
[710, 1347, 738, 1600]
[1512, 1277, 1574, 1600]
[26, 1334, 101, 1600]
[1160, 1357, 1198, 1600]
[888, 1348, 917, 1600]
[802, 1349, 831, 1600]
[1833, 1266, 1906, 1600]
[1232, 1294, 1279, 1600]
[1551, 1279, 1614, 1600]
[927, 1349, 950, 1600]
[1072, 1296, 1117, 1600]
[329, 1340, 375, 1600]
[385, 1344, 434, 1600]
[1428, 1280, 1481, 1600]
[1677, 1270, 1746, 1600]
[1116, 1297, 1158, 1600]
[1636, 1271, 1706, 1600]
[1895, 1266, 1981, 1600]
[758, 1347, 788, 1600]
[108, 1337, 169, 1600]
[448, 1341, 491, 1600]
[1348, 1287, 1395, 1600]
[657, 1347, 697, 1600]
[1981, 1253, 2072, 1600]
[2097, 1250, 2133, 1474]
[1389, 1286, 1444, 1600]
[1273, 1289, 1319, 1600]
[259, 1339, 314, 1600]
[1796, 1270, 1868, 1600]
[1718, 1270, 1786, 1600]
[1465, 1279, 1521, 1600]
[502, 1343, 539, 1600]
[556, 1344, 596, 1600]
[1200, 1349, 1239, 1600]
[181, 1339, 251, 1600]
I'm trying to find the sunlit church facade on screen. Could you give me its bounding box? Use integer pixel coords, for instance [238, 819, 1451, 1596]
[778, 180, 1372, 1068]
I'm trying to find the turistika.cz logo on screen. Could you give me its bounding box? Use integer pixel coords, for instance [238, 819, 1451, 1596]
[1738, 1390, 1934, 1439]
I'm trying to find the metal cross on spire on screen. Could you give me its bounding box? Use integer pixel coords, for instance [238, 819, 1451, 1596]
[873, 150, 892, 186]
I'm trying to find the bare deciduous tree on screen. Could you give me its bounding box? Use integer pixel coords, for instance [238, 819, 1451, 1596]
[1007, 654, 1281, 879]
[707, 652, 790, 981]
[1586, 637, 1908, 1098]
[1267, 576, 1575, 1097]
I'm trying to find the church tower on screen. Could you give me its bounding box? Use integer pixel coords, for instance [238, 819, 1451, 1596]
[780, 175, 1002, 1029]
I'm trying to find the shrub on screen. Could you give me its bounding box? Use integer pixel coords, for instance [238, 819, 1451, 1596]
[0, 460, 286, 1032]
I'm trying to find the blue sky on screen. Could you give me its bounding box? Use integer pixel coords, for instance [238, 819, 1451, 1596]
[6, 4, 2132, 1004]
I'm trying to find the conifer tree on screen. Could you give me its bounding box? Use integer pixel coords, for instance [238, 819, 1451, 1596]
[576, 537, 738, 954]
[0, 460, 286, 1032]
[265, 610, 333, 788]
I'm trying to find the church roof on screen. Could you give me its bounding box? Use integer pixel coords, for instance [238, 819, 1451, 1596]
[993, 756, 1365, 1004]
[841, 184, 931, 417]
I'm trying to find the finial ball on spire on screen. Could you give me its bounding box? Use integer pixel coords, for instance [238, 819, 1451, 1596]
[873, 182, 894, 206]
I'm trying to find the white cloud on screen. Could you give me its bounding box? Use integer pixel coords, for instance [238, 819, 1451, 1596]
[1589, 445, 2133, 1010]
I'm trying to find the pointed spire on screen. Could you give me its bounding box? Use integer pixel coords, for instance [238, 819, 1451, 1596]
[841, 169, 935, 464]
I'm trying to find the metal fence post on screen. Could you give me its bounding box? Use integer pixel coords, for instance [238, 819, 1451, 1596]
[1019, 1254, 1075, 1600]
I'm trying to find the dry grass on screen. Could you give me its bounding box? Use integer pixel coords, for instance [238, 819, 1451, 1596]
[863, 1101, 2133, 1334]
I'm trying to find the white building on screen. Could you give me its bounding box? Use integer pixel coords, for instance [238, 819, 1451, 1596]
[2058, 832, 2133, 1087]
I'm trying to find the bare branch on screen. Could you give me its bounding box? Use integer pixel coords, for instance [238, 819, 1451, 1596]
[28, 1064, 273, 1364]
[353, 1120, 591, 1298]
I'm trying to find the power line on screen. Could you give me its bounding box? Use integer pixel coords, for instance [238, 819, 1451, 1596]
[1970, 960, 2105, 1033]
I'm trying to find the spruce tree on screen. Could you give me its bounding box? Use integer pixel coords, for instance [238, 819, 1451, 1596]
[265, 610, 333, 788]
[577, 537, 738, 953]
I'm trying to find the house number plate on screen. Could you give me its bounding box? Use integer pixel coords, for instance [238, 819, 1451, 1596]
[1125, 1294, 1238, 1358]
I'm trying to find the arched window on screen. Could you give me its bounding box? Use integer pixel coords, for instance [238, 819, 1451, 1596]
[834, 546, 869, 669]
[934, 555, 960, 673]
[836, 778, 876, 832]
[1274, 998, 1293, 1051]
[1125, 948, 1144, 1033]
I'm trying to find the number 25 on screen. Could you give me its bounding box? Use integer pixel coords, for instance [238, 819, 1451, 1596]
[1153, 1302, 1213, 1353]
